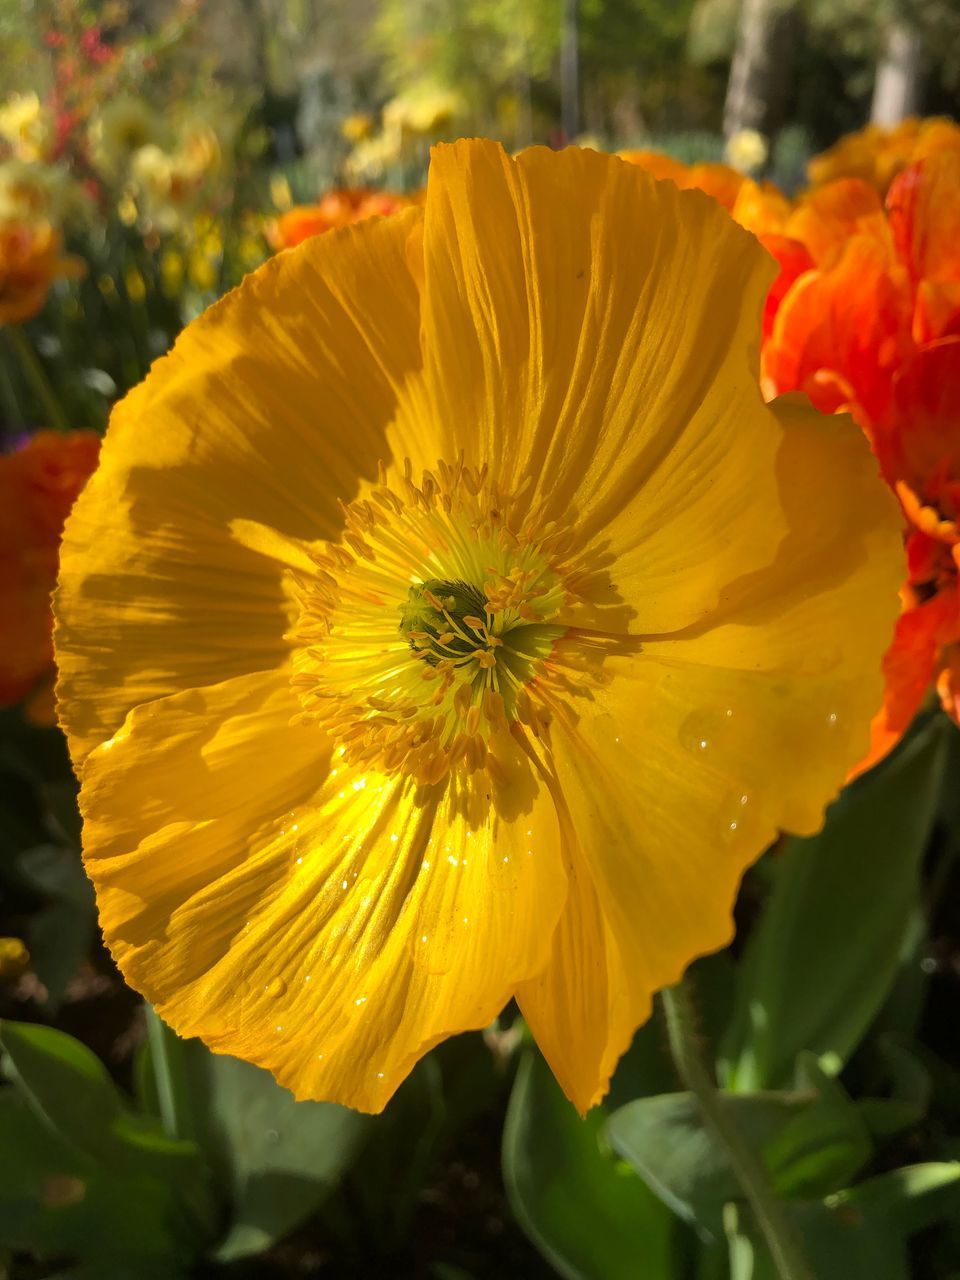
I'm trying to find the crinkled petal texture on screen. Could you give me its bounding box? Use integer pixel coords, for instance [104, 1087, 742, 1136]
[56, 140, 903, 1115]
[56, 210, 424, 762]
[518, 396, 902, 1108]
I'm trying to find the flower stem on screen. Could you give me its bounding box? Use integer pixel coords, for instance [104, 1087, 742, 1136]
[145, 1004, 191, 1142]
[4, 324, 68, 432]
[660, 979, 813, 1280]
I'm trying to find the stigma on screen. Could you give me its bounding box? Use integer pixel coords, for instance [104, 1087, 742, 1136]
[290, 456, 581, 787]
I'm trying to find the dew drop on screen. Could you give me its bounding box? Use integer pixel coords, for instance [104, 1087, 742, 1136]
[264, 976, 287, 998]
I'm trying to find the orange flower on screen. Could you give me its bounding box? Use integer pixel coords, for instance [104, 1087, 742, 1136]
[860, 340, 960, 769]
[616, 149, 687, 184]
[807, 116, 960, 195]
[762, 234, 913, 425]
[618, 151, 746, 210]
[753, 234, 813, 339]
[729, 178, 791, 237]
[0, 430, 100, 716]
[269, 189, 413, 251]
[782, 178, 889, 266]
[0, 221, 83, 325]
[887, 151, 960, 342]
[764, 147, 960, 772]
[765, 152, 960, 428]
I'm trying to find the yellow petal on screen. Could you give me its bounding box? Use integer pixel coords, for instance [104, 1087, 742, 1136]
[418, 139, 784, 632]
[516, 856, 646, 1114]
[521, 394, 902, 1109]
[81, 672, 566, 1112]
[56, 210, 424, 763]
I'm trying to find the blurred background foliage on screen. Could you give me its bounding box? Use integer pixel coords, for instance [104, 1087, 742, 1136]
[2, 0, 960, 1277]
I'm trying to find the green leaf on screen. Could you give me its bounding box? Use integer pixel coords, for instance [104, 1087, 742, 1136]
[1, 1020, 128, 1157]
[1, 1021, 201, 1170]
[857, 1037, 932, 1141]
[724, 1198, 907, 1280]
[726, 1163, 960, 1280]
[608, 1074, 870, 1235]
[163, 1040, 370, 1261]
[830, 1161, 960, 1235]
[720, 718, 949, 1091]
[0, 1088, 196, 1277]
[771, 1055, 872, 1197]
[0, 1020, 216, 1248]
[503, 1050, 679, 1280]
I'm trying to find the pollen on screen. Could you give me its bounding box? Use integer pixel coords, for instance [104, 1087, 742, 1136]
[290, 456, 586, 786]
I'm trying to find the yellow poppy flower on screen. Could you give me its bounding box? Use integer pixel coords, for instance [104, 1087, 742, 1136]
[54, 140, 902, 1114]
[0, 92, 55, 164]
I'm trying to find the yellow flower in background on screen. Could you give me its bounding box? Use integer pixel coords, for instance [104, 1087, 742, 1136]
[55, 141, 901, 1115]
[130, 143, 207, 233]
[89, 97, 167, 180]
[341, 112, 375, 144]
[127, 107, 234, 233]
[0, 93, 55, 164]
[344, 129, 404, 183]
[725, 128, 769, 175]
[0, 937, 29, 982]
[0, 159, 89, 228]
[382, 83, 464, 137]
[177, 121, 224, 181]
[270, 173, 293, 211]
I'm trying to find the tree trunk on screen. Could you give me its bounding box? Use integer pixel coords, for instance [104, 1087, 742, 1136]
[871, 21, 925, 125]
[723, 0, 800, 141]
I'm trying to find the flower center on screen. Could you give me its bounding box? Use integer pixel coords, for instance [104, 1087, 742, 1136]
[291, 458, 576, 787]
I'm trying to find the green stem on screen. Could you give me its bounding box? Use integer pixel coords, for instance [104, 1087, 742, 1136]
[660, 980, 813, 1280]
[4, 324, 68, 432]
[145, 1004, 190, 1142]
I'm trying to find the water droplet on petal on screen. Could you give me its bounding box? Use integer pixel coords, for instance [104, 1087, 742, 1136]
[265, 976, 287, 998]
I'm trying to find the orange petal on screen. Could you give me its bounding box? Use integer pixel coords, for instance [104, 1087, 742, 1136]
[887, 152, 960, 291]
[786, 178, 888, 266]
[763, 234, 913, 428]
